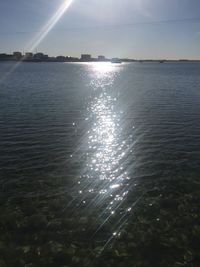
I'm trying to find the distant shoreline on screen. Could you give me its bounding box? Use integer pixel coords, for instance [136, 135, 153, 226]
[0, 60, 200, 64]
[0, 59, 200, 63]
[0, 52, 199, 63]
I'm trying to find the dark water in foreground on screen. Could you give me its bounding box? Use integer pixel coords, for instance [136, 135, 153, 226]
[0, 62, 200, 267]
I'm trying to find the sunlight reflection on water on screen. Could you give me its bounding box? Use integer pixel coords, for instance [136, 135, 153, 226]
[77, 63, 133, 239]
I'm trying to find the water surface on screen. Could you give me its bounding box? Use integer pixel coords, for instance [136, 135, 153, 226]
[0, 62, 200, 266]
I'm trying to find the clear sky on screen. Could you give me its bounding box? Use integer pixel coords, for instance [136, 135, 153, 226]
[0, 0, 200, 59]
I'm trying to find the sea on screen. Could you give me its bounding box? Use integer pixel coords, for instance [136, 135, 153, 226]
[0, 62, 200, 267]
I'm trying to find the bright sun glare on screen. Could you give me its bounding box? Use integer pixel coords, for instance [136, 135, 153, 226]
[92, 62, 115, 73]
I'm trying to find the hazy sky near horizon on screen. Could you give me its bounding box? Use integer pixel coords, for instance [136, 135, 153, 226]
[0, 0, 200, 59]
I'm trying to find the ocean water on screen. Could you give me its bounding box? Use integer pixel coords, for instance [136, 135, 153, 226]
[0, 62, 200, 266]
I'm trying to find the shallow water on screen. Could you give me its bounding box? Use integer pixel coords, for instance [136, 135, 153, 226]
[0, 62, 200, 266]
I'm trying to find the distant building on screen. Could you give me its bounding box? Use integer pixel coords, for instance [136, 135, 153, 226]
[98, 55, 106, 61]
[25, 52, 33, 59]
[43, 55, 48, 60]
[34, 53, 43, 59]
[34, 53, 48, 60]
[13, 52, 22, 60]
[56, 56, 66, 62]
[81, 54, 91, 61]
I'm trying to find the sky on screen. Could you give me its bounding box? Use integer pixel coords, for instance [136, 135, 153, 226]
[0, 0, 200, 59]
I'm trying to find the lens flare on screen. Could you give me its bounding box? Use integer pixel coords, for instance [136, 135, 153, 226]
[0, 0, 73, 85]
[26, 0, 74, 52]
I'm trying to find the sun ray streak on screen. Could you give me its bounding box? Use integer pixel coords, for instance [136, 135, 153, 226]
[0, 0, 73, 85]
[26, 0, 74, 52]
